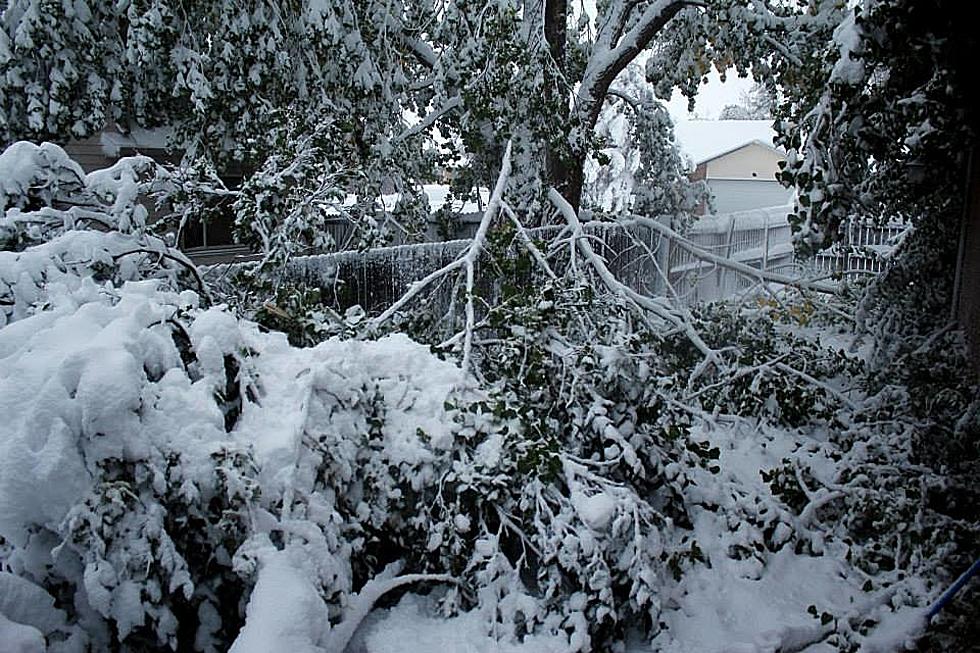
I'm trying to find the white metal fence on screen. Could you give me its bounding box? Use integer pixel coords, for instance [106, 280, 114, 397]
[663, 206, 906, 304]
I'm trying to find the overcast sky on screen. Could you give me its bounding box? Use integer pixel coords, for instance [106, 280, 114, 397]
[663, 69, 758, 121]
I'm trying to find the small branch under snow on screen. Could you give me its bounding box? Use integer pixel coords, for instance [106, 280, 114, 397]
[324, 570, 455, 652]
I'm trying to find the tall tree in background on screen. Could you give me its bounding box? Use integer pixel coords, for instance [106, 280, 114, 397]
[718, 82, 775, 120]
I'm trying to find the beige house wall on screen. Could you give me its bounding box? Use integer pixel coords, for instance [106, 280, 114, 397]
[705, 143, 784, 181]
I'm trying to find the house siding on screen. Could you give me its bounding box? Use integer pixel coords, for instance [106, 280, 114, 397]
[704, 142, 784, 181]
[706, 179, 793, 214]
[63, 135, 116, 173]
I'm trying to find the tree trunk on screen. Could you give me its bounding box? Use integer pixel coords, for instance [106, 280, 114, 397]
[542, 0, 688, 212]
[549, 151, 586, 212]
[543, 0, 585, 211]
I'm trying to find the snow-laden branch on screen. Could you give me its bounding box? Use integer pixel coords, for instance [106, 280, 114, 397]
[324, 567, 455, 652]
[397, 33, 439, 69]
[548, 188, 721, 371]
[392, 95, 461, 144]
[370, 141, 512, 375]
[614, 215, 839, 295]
[461, 141, 512, 372]
[579, 0, 690, 124]
[501, 201, 558, 280]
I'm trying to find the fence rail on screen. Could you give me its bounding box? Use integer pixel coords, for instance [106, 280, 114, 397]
[202, 205, 905, 314]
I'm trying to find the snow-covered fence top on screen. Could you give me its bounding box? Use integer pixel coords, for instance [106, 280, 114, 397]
[203, 204, 901, 313]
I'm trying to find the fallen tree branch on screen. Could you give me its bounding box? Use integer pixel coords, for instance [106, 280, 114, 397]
[548, 188, 722, 376]
[614, 215, 838, 295]
[371, 141, 512, 376]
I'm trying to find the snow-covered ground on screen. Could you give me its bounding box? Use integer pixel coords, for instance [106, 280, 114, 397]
[353, 417, 928, 653]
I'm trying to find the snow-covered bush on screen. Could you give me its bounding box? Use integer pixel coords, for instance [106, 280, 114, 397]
[0, 142, 261, 650]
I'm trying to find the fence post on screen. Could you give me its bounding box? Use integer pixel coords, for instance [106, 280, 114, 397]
[722, 215, 736, 296]
[656, 217, 672, 296]
[762, 214, 771, 271]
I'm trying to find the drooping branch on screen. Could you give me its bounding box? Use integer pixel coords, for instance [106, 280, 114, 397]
[615, 215, 839, 295]
[548, 188, 721, 372]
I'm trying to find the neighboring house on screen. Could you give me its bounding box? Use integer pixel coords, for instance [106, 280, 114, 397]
[64, 126, 174, 172]
[673, 120, 794, 215]
[64, 127, 246, 262]
[64, 128, 491, 262]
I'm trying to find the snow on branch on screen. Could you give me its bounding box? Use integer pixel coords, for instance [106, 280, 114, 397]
[393, 95, 461, 144]
[548, 187, 721, 372]
[371, 140, 513, 374]
[580, 0, 690, 119]
[617, 214, 838, 295]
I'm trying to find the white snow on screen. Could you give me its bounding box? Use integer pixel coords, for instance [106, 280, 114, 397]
[0, 613, 45, 653]
[859, 607, 928, 653]
[830, 13, 865, 86]
[0, 141, 85, 211]
[358, 594, 569, 653]
[571, 490, 617, 530]
[229, 549, 331, 653]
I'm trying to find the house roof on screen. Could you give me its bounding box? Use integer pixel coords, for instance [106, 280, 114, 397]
[672, 120, 781, 166]
[698, 139, 784, 166]
[99, 127, 172, 157]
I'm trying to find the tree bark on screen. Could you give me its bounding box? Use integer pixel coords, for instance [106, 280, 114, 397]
[544, 0, 690, 211]
[544, 0, 579, 209]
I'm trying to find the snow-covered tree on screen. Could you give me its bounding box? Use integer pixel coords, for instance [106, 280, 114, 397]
[1, 1, 845, 218]
[718, 82, 775, 120]
[776, 0, 978, 355]
[584, 66, 708, 222]
[427, 0, 845, 213]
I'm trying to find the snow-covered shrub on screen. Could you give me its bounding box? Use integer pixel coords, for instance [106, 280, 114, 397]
[0, 142, 261, 650]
